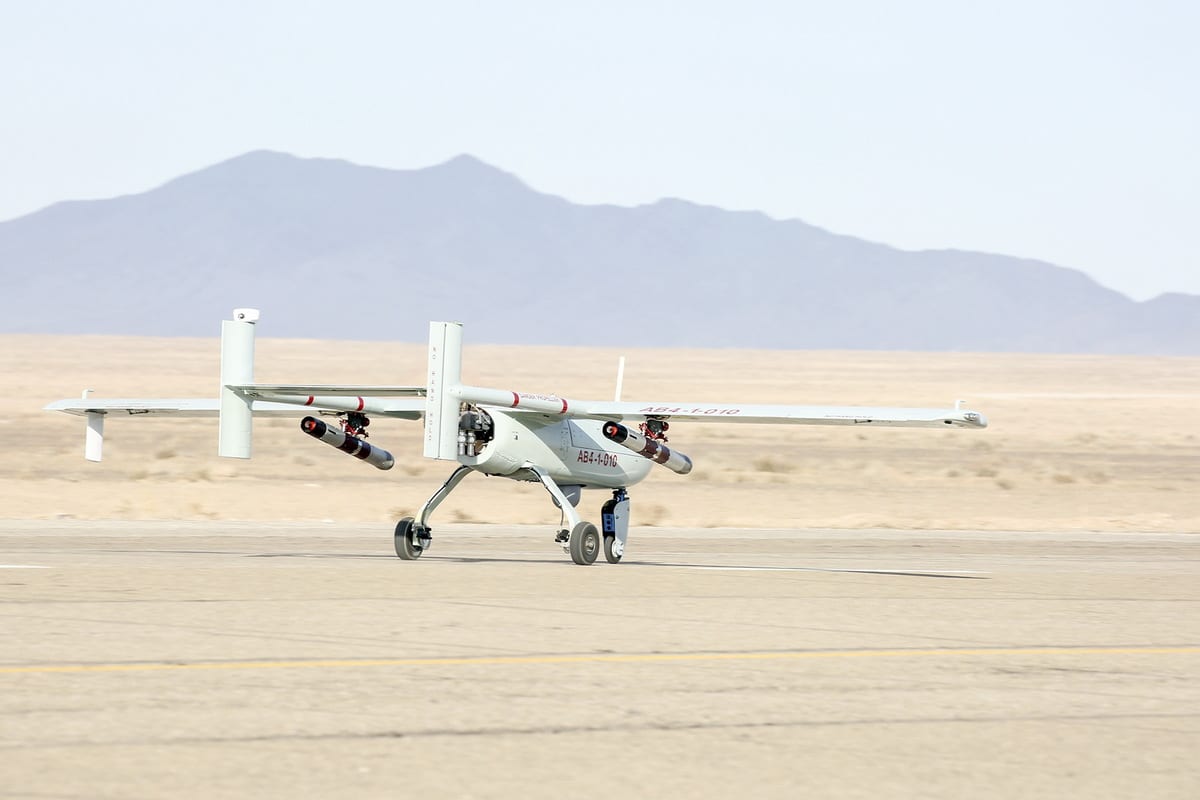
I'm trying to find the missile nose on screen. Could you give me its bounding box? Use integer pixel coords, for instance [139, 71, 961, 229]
[602, 422, 626, 442]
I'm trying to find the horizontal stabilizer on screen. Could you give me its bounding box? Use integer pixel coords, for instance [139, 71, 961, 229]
[45, 398, 306, 417]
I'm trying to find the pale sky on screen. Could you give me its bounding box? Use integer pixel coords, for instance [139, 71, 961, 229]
[1, 1, 1197, 299]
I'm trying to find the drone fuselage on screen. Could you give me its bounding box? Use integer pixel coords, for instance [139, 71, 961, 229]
[457, 410, 653, 490]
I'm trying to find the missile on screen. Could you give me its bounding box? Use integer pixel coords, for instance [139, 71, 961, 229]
[602, 421, 693, 475]
[300, 416, 394, 470]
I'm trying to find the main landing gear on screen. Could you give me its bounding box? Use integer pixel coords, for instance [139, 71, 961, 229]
[531, 467, 630, 566]
[393, 517, 428, 560]
[393, 464, 471, 560]
[392, 464, 631, 566]
[568, 521, 601, 565]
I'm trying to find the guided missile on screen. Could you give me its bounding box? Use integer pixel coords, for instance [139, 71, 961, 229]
[602, 421, 693, 475]
[300, 416, 394, 470]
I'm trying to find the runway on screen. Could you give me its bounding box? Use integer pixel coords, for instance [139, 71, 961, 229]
[2, 522, 1198, 799]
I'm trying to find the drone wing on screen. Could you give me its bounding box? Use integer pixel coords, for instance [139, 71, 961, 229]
[47, 397, 291, 418]
[569, 400, 988, 429]
[45, 387, 425, 462]
[46, 387, 426, 420]
[451, 386, 986, 430]
[442, 388, 984, 478]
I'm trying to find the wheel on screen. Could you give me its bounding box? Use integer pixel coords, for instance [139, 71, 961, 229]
[394, 517, 424, 560]
[603, 533, 623, 563]
[569, 521, 600, 565]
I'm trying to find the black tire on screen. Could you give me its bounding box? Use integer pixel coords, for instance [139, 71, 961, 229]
[394, 517, 423, 560]
[603, 533, 622, 563]
[569, 521, 600, 565]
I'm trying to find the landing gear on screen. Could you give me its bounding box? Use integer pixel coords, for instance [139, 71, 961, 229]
[603, 535, 621, 564]
[391, 461, 632, 566]
[394, 517, 429, 560]
[569, 521, 600, 565]
[529, 467, 631, 566]
[391, 465, 472, 561]
[601, 488, 630, 563]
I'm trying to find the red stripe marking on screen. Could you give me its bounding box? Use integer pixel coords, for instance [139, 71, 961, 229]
[305, 396, 314, 406]
[511, 392, 520, 408]
[561, 398, 568, 414]
[357, 397, 365, 411]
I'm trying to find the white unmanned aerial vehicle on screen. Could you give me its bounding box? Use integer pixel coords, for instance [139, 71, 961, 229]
[47, 309, 988, 565]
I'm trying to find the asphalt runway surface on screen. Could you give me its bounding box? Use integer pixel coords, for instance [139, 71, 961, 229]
[2, 521, 1198, 799]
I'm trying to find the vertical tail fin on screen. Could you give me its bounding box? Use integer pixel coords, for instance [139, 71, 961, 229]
[218, 308, 258, 458]
[423, 321, 463, 460]
[84, 388, 104, 462]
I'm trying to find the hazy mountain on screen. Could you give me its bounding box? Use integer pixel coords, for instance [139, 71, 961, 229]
[1, 150, 1196, 354]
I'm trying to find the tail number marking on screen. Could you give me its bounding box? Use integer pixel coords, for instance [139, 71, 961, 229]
[577, 449, 620, 467]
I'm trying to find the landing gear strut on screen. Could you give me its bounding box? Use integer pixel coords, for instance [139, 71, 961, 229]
[392, 464, 472, 560]
[528, 466, 631, 566]
[390, 462, 632, 566]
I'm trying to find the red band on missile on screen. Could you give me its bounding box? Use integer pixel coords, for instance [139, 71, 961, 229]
[511, 392, 520, 407]
[356, 397, 365, 412]
[601, 420, 692, 475]
[300, 415, 394, 470]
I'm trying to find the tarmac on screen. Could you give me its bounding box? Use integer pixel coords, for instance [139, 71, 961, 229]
[1, 521, 1198, 799]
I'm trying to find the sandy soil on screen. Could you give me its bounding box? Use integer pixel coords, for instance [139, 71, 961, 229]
[5, 334, 1198, 532]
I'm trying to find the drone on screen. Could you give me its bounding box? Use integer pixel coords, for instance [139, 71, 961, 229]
[47, 309, 987, 565]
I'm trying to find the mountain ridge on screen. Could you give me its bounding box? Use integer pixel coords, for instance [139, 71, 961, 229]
[1, 150, 1195, 354]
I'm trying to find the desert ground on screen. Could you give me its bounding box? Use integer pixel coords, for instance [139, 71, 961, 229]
[2, 335, 1198, 798]
[2, 523, 1199, 800]
[3, 334, 1197, 531]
